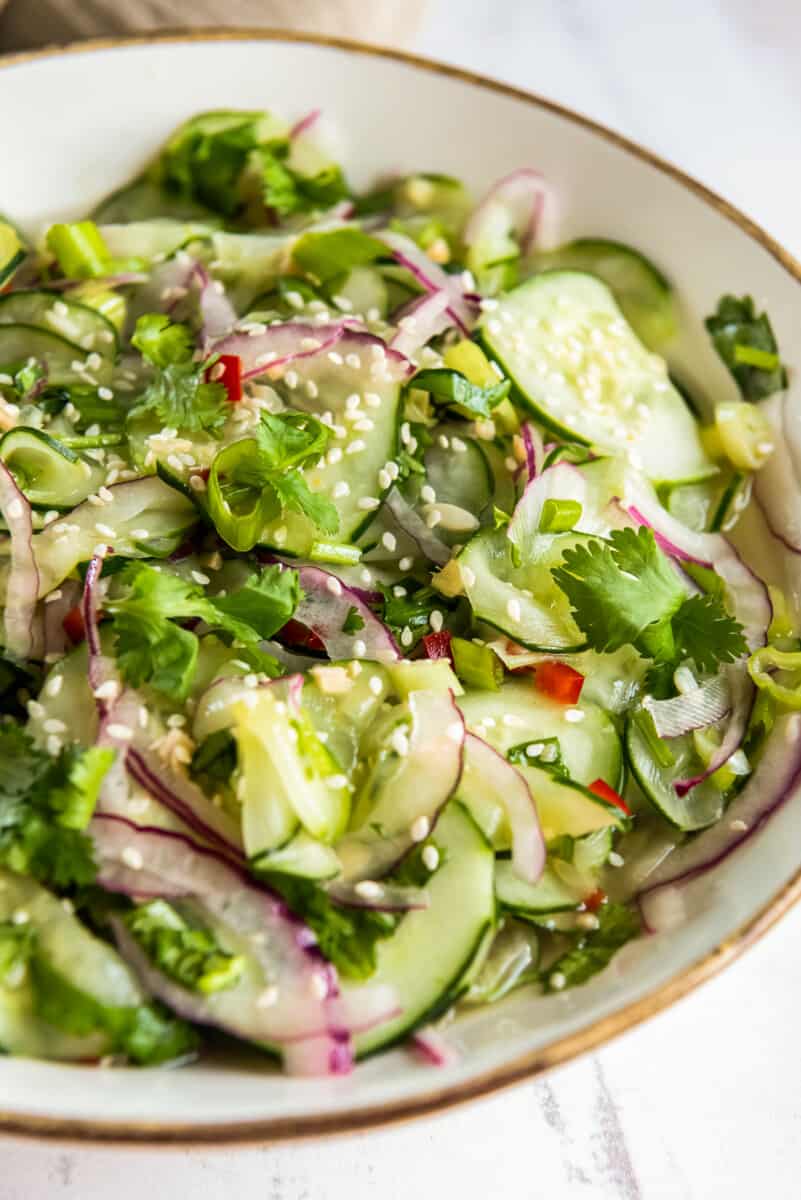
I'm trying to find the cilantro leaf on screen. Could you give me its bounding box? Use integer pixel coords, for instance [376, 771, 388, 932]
[342, 606, 365, 635]
[107, 562, 293, 700]
[0, 726, 112, 889]
[552, 526, 686, 655]
[270, 471, 339, 535]
[260, 873, 396, 981]
[123, 899, 245, 994]
[670, 593, 748, 674]
[543, 903, 640, 992]
[156, 114, 265, 218]
[551, 527, 747, 677]
[411, 368, 511, 419]
[705, 294, 786, 401]
[131, 313, 195, 368]
[379, 582, 452, 642]
[254, 411, 330, 469]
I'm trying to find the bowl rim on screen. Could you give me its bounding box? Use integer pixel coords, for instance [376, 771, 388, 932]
[1, 26, 800, 1147]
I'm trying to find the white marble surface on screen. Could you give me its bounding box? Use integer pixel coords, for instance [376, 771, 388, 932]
[4, 3, 801, 1195]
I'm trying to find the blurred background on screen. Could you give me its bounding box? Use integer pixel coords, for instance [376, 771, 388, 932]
[2, 3, 801, 1197]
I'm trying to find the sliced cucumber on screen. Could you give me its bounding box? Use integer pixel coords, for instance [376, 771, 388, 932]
[0, 323, 113, 387]
[92, 179, 218, 225]
[252, 831, 341, 881]
[496, 860, 580, 914]
[457, 526, 589, 651]
[625, 716, 724, 831]
[521, 764, 627, 840]
[260, 333, 403, 556]
[534, 239, 677, 348]
[387, 657, 462, 699]
[0, 290, 119, 357]
[31, 475, 199, 596]
[100, 219, 213, 263]
[0, 427, 104, 509]
[457, 679, 623, 788]
[422, 425, 493, 518]
[481, 271, 714, 485]
[0, 867, 144, 1060]
[0, 221, 26, 288]
[350, 802, 494, 1056]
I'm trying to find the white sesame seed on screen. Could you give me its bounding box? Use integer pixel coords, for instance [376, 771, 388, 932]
[378, 468, 392, 490]
[94, 523, 115, 539]
[506, 597, 522, 622]
[451, 437, 467, 453]
[305, 380, 319, 399]
[364, 392, 382, 408]
[327, 447, 343, 465]
[107, 723, 134, 741]
[420, 484, 436, 504]
[381, 531, 397, 552]
[422, 845, 440, 871]
[326, 576, 343, 596]
[46, 735, 63, 756]
[98, 386, 114, 401]
[11, 909, 29, 926]
[43, 718, 66, 735]
[410, 815, 430, 842]
[400, 626, 414, 647]
[243, 674, 260, 689]
[360, 568, 373, 584]
[461, 566, 476, 588]
[549, 971, 566, 991]
[191, 570, 210, 586]
[730, 818, 749, 832]
[391, 728, 410, 756]
[257, 986, 279, 1008]
[355, 879, 384, 900]
[309, 971, 330, 999]
[45, 674, 63, 697]
[369, 675, 383, 696]
[525, 743, 543, 758]
[399, 556, 414, 572]
[346, 439, 367, 455]
[7, 498, 23, 520]
[425, 509, 442, 529]
[284, 370, 299, 389]
[27, 699, 45, 719]
[208, 361, 226, 381]
[393, 585, 407, 598]
[345, 353, 362, 369]
[357, 496, 380, 511]
[429, 609, 444, 632]
[328, 352, 344, 366]
[352, 639, 367, 658]
[121, 847, 144, 871]
[608, 851, 625, 868]
[93, 680, 120, 701]
[564, 708, 585, 723]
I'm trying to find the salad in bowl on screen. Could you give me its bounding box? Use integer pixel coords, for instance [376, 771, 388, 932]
[0, 107, 792, 1076]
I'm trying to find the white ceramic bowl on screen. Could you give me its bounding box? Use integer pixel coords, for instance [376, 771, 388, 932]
[1, 31, 799, 1144]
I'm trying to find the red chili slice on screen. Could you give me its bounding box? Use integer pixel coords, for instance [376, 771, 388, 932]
[534, 660, 585, 705]
[588, 777, 631, 816]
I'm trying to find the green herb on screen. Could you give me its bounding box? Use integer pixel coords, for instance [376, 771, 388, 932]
[128, 314, 227, 436]
[46, 221, 111, 279]
[107, 562, 291, 700]
[551, 526, 747, 674]
[123, 899, 245, 995]
[342, 606, 365, 635]
[507, 736, 570, 779]
[542, 903, 640, 992]
[705, 294, 786, 401]
[0, 727, 113, 888]
[260, 874, 396, 981]
[379, 582, 449, 641]
[411, 368, 511, 420]
[207, 411, 338, 552]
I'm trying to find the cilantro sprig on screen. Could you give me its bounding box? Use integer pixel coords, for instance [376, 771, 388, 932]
[106, 561, 298, 700]
[705, 294, 786, 401]
[128, 313, 228, 435]
[551, 526, 747, 678]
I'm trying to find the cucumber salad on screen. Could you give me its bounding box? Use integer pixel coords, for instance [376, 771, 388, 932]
[0, 108, 795, 1075]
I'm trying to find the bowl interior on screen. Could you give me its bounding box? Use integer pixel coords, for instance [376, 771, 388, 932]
[0, 33, 799, 1139]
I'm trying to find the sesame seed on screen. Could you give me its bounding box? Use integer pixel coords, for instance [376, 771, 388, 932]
[327, 447, 343, 465]
[121, 847, 144, 871]
[577, 913, 600, 931]
[401, 626, 414, 647]
[93, 680, 120, 701]
[360, 568, 373, 584]
[257, 986, 279, 1008]
[461, 566, 476, 588]
[355, 879, 384, 900]
[369, 675, 383, 696]
[208, 361, 226, 381]
[107, 723, 134, 741]
[399, 556, 414, 572]
[346, 439, 367, 455]
[357, 496, 380, 511]
[353, 639, 367, 658]
[549, 972, 566, 991]
[410, 815, 430, 842]
[27, 699, 45, 719]
[189, 475, 207, 492]
[98, 486, 114, 502]
[191, 570, 210, 586]
[451, 437, 467, 453]
[364, 392, 382, 408]
[44, 588, 64, 604]
[46, 735, 63, 756]
[7, 498, 23, 520]
[381, 531, 397, 552]
[421, 484, 436, 504]
[345, 353, 362, 369]
[564, 708, 585, 723]
[332, 481, 350, 499]
[328, 352, 344, 366]
[11, 909, 29, 926]
[45, 674, 63, 697]
[309, 972, 330, 999]
[730, 818, 749, 832]
[284, 370, 299, 389]
[391, 728, 410, 756]
[326, 576, 343, 596]
[98, 386, 114, 400]
[608, 851, 625, 868]
[94, 523, 115, 539]
[429, 609, 444, 632]
[425, 509, 442, 529]
[393, 585, 407, 598]
[378, 468, 392, 490]
[305, 380, 319, 399]
[525, 743, 543, 758]
[422, 845, 440, 871]
[506, 597, 522, 622]
[243, 674, 260, 689]
[43, 718, 66, 735]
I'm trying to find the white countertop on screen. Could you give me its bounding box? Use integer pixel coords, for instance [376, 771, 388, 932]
[4, 3, 801, 1195]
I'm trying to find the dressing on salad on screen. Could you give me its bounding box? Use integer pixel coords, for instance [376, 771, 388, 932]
[0, 108, 794, 1075]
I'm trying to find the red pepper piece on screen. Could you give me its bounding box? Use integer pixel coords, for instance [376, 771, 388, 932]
[209, 354, 242, 404]
[422, 631, 453, 661]
[534, 660, 585, 705]
[588, 777, 631, 816]
[279, 618, 325, 653]
[584, 888, 607, 913]
[62, 605, 86, 644]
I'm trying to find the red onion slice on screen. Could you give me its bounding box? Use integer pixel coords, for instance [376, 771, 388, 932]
[638, 711, 801, 932]
[519, 422, 544, 481]
[0, 461, 42, 660]
[463, 733, 545, 885]
[390, 290, 452, 357]
[376, 230, 477, 334]
[293, 564, 401, 662]
[410, 1027, 458, 1067]
[463, 168, 556, 256]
